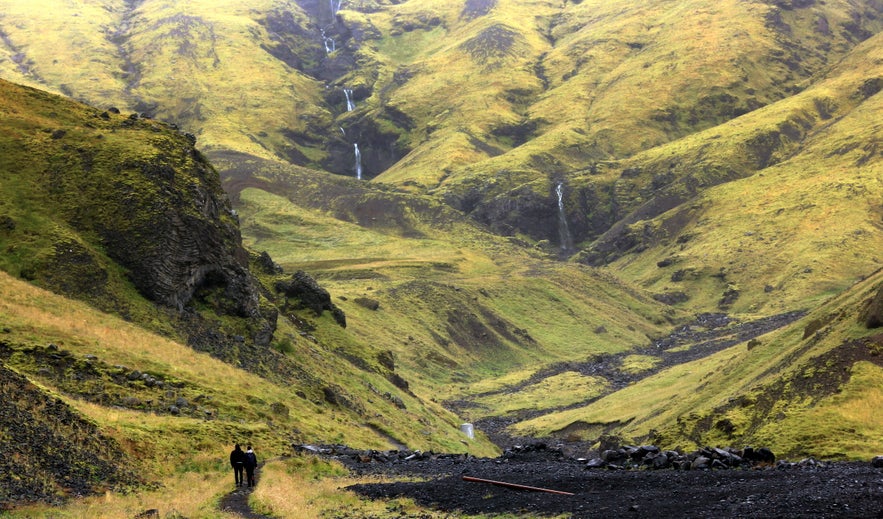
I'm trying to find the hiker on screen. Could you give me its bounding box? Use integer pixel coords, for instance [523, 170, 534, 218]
[245, 445, 258, 487]
[230, 444, 247, 487]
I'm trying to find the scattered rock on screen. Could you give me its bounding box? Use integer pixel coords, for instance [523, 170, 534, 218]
[299, 442, 883, 518]
[354, 297, 380, 310]
[276, 271, 347, 327]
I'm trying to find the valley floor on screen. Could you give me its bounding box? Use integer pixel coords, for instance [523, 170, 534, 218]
[339, 450, 883, 518]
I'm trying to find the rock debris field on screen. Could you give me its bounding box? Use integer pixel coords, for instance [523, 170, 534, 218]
[300, 444, 883, 518]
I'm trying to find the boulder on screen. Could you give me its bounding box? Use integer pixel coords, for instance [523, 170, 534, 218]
[586, 458, 607, 469]
[276, 270, 347, 327]
[741, 446, 776, 464]
[601, 449, 628, 463]
[690, 456, 711, 470]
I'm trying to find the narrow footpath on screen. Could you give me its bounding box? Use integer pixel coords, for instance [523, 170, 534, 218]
[218, 465, 274, 519]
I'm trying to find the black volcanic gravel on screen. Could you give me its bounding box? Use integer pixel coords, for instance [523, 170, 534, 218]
[335, 450, 883, 518]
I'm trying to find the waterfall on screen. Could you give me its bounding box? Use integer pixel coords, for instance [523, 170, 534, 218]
[354, 143, 363, 180]
[344, 88, 355, 111]
[339, 126, 346, 136]
[330, 0, 342, 15]
[556, 183, 573, 251]
[321, 29, 335, 54]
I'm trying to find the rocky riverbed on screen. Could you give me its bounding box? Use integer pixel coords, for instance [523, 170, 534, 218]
[301, 444, 883, 518]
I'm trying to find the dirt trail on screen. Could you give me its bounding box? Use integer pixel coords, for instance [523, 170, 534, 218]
[218, 465, 274, 519]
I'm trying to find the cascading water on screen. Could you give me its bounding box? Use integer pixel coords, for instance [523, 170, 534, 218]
[344, 88, 355, 111]
[330, 0, 343, 16]
[354, 143, 363, 180]
[556, 182, 574, 251]
[321, 29, 335, 54]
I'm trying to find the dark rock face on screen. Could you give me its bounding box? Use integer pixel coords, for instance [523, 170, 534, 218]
[862, 282, 883, 328]
[324, 117, 411, 180]
[96, 149, 260, 319]
[276, 270, 347, 327]
[461, 0, 497, 20]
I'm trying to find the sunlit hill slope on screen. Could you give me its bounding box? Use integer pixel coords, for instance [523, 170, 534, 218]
[2, 0, 883, 514]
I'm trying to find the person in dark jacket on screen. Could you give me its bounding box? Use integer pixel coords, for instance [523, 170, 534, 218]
[230, 444, 247, 487]
[244, 445, 258, 487]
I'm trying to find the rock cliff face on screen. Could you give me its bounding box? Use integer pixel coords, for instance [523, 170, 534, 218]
[862, 280, 883, 329]
[0, 79, 270, 345]
[88, 132, 260, 319]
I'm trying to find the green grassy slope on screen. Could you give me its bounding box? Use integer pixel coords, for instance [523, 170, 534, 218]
[0, 0, 881, 486]
[512, 267, 883, 460]
[585, 30, 883, 315]
[0, 0, 330, 162]
[217, 154, 676, 395]
[2, 0, 880, 320]
[0, 78, 515, 511]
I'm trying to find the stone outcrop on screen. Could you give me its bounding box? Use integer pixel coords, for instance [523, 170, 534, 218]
[589, 444, 776, 471]
[276, 270, 347, 327]
[862, 282, 883, 328]
[90, 142, 260, 319]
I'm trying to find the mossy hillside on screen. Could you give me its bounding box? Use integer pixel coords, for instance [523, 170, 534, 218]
[362, 0, 557, 185]
[371, 0, 883, 189]
[510, 268, 883, 459]
[331, 0, 883, 320]
[0, 0, 332, 164]
[2, 0, 881, 194]
[0, 0, 130, 106]
[0, 267, 502, 513]
[0, 79, 191, 321]
[2, 0, 883, 476]
[4, 0, 883, 305]
[589, 32, 883, 315]
[0, 77, 511, 513]
[229, 164, 675, 399]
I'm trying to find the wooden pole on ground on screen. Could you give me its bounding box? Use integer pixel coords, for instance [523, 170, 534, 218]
[462, 475, 575, 496]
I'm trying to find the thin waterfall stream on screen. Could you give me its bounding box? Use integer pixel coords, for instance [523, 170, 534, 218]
[556, 183, 573, 251]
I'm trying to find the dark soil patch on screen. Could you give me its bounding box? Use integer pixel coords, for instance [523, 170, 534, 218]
[338, 449, 883, 518]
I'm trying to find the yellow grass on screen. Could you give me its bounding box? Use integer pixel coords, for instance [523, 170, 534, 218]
[250, 456, 448, 518]
[460, 369, 538, 395]
[7, 470, 235, 519]
[618, 355, 661, 375]
[0, 270, 291, 423]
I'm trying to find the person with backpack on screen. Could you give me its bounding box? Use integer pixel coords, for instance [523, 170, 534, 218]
[229, 444, 247, 487]
[244, 445, 258, 487]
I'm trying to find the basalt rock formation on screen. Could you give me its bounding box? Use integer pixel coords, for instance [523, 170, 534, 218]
[0, 79, 274, 347]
